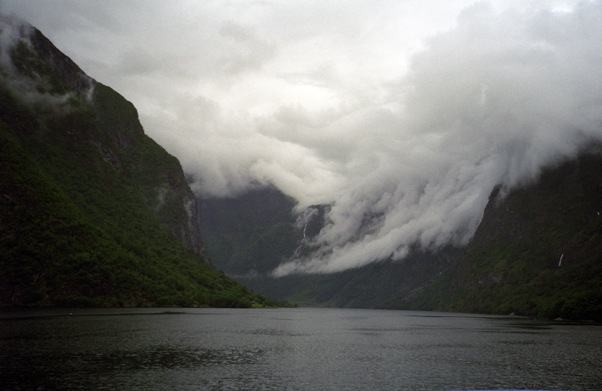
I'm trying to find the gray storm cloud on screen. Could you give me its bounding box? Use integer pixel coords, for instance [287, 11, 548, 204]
[2, 1, 601, 275]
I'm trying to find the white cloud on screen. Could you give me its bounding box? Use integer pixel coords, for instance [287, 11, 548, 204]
[2, 0, 601, 275]
[275, 0, 602, 275]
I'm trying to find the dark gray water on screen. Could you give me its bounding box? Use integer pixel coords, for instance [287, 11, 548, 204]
[0, 308, 600, 390]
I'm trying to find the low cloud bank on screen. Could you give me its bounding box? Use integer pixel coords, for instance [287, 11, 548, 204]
[273, 2, 602, 275]
[3, 1, 601, 275]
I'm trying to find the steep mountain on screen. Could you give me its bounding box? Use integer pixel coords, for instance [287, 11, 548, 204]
[0, 16, 274, 307]
[403, 148, 602, 320]
[200, 151, 602, 320]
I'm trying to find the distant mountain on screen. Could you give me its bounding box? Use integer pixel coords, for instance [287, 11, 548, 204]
[0, 16, 275, 307]
[198, 186, 461, 308]
[200, 152, 602, 320]
[198, 187, 304, 277]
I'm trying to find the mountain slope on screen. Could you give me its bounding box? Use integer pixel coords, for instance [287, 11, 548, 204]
[0, 16, 272, 307]
[404, 149, 602, 320]
[200, 151, 602, 319]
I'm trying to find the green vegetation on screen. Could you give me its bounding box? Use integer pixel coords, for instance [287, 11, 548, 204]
[403, 156, 602, 321]
[0, 28, 278, 308]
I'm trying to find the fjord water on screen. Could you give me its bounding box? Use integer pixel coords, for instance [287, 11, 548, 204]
[1, 308, 600, 390]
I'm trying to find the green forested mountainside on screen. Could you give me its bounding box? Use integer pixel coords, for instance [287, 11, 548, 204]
[403, 150, 602, 321]
[0, 19, 275, 308]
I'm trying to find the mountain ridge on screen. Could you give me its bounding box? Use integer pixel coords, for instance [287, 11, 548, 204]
[0, 15, 275, 307]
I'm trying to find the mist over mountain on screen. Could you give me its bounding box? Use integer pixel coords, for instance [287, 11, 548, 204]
[2, 3, 601, 319]
[407, 148, 602, 320]
[0, 16, 275, 307]
[201, 150, 602, 320]
[272, 2, 602, 275]
[4, 1, 602, 275]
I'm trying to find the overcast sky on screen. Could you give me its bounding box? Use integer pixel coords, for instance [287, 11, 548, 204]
[3, 0, 602, 275]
